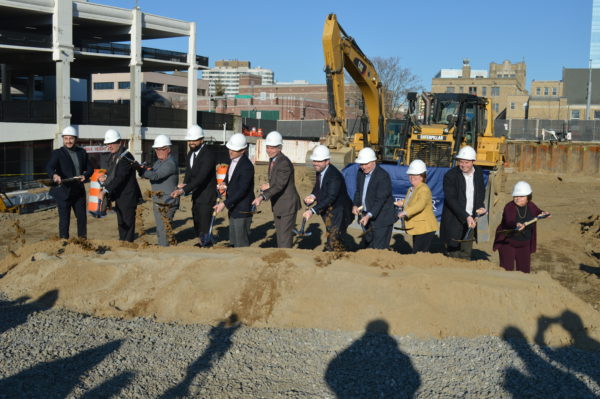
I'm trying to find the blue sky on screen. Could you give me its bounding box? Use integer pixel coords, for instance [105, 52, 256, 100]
[95, 0, 592, 91]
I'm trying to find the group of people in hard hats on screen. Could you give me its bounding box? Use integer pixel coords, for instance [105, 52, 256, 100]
[46, 126, 549, 272]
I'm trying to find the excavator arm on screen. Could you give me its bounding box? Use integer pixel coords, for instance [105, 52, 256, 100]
[322, 13, 385, 165]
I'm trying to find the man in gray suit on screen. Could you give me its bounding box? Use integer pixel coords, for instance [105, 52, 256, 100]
[139, 135, 179, 246]
[252, 131, 301, 248]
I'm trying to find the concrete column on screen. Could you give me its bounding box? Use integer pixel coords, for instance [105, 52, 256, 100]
[1, 64, 10, 101]
[187, 22, 198, 127]
[129, 6, 143, 158]
[53, 0, 74, 149]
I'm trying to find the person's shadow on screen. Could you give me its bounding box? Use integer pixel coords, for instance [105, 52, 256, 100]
[533, 310, 600, 390]
[502, 325, 598, 398]
[0, 290, 58, 335]
[159, 314, 241, 398]
[0, 340, 131, 399]
[325, 319, 421, 398]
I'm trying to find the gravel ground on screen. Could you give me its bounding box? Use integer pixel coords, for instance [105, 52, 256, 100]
[1, 292, 599, 399]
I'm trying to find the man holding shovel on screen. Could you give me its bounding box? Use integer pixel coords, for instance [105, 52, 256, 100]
[213, 133, 254, 247]
[251, 131, 300, 248]
[302, 145, 352, 251]
[138, 135, 179, 247]
[46, 126, 92, 239]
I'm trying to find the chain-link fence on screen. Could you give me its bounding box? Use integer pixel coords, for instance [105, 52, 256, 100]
[495, 119, 600, 142]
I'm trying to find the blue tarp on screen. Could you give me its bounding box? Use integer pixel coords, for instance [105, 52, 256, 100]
[342, 164, 489, 221]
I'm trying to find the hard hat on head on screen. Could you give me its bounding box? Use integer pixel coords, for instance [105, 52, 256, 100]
[512, 181, 532, 196]
[61, 126, 78, 137]
[407, 159, 427, 175]
[456, 146, 476, 161]
[355, 147, 377, 164]
[152, 134, 172, 148]
[185, 125, 204, 141]
[310, 145, 330, 161]
[265, 131, 283, 147]
[104, 128, 121, 144]
[226, 133, 248, 151]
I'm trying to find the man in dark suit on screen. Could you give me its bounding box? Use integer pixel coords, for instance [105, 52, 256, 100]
[302, 145, 352, 251]
[213, 133, 254, 247]
[252, 131, 301, 248]
[440, 145, 487, 259]
[46, 126, 92, 239]
[352, 147, 396, 250]
[171, 125, 217, 246]
[97, 128, 142, 242]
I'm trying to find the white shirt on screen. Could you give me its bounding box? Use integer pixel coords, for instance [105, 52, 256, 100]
[227, 155, 241, 181]
[463, 170, 475, 215]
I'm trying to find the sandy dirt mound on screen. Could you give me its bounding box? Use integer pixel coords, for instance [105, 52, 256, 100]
[1, 239, 599, 348]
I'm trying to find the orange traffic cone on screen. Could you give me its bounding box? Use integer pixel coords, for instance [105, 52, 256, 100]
[88, 169, 106, 217]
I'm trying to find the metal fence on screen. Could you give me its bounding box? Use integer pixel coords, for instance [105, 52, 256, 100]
[496, 119, 600, 142]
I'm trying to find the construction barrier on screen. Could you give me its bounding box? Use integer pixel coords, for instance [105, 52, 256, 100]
[505, 142, 600, 175]
[88, 169, 106, 213]
[216, 163, 228, 196]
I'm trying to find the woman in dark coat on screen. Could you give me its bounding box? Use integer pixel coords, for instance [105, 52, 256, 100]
[493, 181, 550, 273]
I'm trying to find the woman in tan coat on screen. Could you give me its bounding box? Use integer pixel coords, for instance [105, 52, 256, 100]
[395, 160, 438, 253]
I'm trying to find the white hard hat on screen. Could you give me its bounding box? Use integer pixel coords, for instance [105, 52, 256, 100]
[512, 181, 532, 196]
[185, 125, 204, 141]
[61, 126, 78, 137]
[456, 145, 476, 161]
[226, 133, 248, 151]
[265, 131, 283, 146]
[310, 145, 330, 161]
[104, 128, 121, 144]
[355, 147, 377, 164]
[152, 134, 172, 148]
[407, 159, 427, 175]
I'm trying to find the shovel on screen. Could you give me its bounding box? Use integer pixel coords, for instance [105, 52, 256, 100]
[393, 206, 413, 231]
[38, 176, 82, 187]
[200, 211, 217, 247]
[497, 213, 551, 235]
[240, 204, 261, 215]
[293, 218, 312, 238]
[89, 196, 107, 219]
[453, 210, 488, 243]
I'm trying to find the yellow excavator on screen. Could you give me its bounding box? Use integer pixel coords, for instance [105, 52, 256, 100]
[317, 13, 505, 171]
[317, 13, 386, 168]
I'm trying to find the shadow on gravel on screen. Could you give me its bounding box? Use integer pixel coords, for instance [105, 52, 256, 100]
[502, 311, 600, 399]
[0, 339, 127, 399]
[159, 314, 241, 399]
[0, 290, 58, 335]
[325, 319, 421, 399]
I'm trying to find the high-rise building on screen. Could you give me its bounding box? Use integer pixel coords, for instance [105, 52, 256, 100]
[591, 0, 600, 67]
[202, 60, 274, 97]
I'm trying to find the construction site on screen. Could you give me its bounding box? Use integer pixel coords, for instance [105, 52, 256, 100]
[1, 1, 600, 398]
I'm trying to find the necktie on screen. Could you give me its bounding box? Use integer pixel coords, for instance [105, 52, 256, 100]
[314, 171, 321, 197]
[268, 158, 275, 177]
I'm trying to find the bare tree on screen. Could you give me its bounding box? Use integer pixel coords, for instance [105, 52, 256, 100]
[372, 56, 423, 118]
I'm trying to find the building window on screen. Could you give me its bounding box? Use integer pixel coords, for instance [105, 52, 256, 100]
[482, 87, 487, 96]
[536, 87, 541, 95]
[446, 86, 455, 93]
[552, 87, 557, 96]
[459, 86, 464, 93]
[167, 85, 187, 93]
[468, 86, 477, 95]
[491, 87, 500, 96]
[571, 110, 580, 119]
[118, 81, 130, 89]
[544, 87, 549, 95]
[93, 82, 114, 90]
[594, 110, 600, 120]
[197, 89, 206, 96]
[145, 82, 164, 91]
[493, 103, 499, 113]
[510, 102, 515, 110]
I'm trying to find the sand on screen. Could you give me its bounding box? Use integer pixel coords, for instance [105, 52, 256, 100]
[1, 165, 599, 348]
